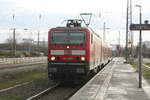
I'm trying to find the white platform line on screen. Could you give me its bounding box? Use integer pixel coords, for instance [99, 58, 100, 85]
[143, 64, 150, 69]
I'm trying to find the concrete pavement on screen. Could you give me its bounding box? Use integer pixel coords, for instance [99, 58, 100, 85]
[104, 58, 150, 100]
[70, 57, 150, 100]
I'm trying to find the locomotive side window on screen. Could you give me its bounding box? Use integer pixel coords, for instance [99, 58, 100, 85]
[91, 34, 93, 44]
[51, 32, 85, 44]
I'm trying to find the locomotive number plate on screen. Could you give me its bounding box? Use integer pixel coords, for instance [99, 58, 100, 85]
[64, 50, 72, 55]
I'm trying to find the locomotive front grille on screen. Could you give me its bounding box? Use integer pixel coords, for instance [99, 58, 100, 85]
[48, 61, 89, 75]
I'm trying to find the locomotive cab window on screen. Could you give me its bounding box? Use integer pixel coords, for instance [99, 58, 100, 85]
[51, 31, 85, 45]
[70, 32, 85, 44]
[52, 32, 68, 44]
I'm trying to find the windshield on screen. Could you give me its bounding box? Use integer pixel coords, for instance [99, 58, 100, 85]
[51, 31, 85, 44]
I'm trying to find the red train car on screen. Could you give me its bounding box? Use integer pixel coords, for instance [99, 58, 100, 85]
[48, 20, 111, 81]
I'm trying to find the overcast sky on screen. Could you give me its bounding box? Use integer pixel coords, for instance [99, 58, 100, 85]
[0, 0, 150, 45]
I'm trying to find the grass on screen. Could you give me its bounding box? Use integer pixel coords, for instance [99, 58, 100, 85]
[0, 58, 48, 100]
[0, 94, 22, 100]
[0, 70, 48, 100]
[145, 63, 150, 66]
[0, 71, 47, 90]
[143, 63, 150, 83]
[0, 50, 11, 58]
[125, 58, 135, 64]
[0, 71, 48, 100]
[131, 63, 150, 83]
[0, 50, 30, 58]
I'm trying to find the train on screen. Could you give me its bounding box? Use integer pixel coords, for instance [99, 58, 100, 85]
[47, 19, 112, 82]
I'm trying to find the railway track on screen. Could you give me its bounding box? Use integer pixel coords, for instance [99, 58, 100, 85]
[0, 63, 47, 77]
[27, 83, 82, 100]
[27, 83, 60, 100]
[0, 81, 32, 93]
[0, 62, 47, 70]
[0, 57, 112, 100]
[26, 62, 112, 100]
[0, 78, 55, 100]
[0, 57, 47, 65]
[0, 57, 47, 70]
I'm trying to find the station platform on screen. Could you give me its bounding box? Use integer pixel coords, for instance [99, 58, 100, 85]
[69, 58, 150, 100]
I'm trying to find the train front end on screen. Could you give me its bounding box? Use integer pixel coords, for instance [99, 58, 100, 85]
[48, 20, 90, 81]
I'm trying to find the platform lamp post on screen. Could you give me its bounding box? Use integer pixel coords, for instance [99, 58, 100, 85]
[24, 28, 33, 56]
[125, 0, 129, 61]
[103, 22, 110, 42]
[37, 14, 42, 56]
[135, 4, 142, 88]
[12, 9, 16, 57]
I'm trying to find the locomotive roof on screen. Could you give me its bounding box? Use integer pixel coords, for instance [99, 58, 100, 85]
[50, 26, 101, 38]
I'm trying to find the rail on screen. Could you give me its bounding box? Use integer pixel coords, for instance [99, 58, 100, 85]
[0, 81, 32, 93]
[26, 83, 60, 100]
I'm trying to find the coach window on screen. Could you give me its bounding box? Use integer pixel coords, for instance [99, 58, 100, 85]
[91, 34, 93, 44]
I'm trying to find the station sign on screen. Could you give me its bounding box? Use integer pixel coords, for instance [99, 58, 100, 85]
[130, 24, 150, 30]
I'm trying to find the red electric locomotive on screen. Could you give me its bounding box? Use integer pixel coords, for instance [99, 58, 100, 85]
[48, 19, 111, 81]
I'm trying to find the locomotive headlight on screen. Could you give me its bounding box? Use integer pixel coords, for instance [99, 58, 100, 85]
[50, 56, 56, 61]
[81, 57, 85, 61]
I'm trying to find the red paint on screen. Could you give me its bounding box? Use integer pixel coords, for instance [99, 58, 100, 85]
[48, 27, 112, 64]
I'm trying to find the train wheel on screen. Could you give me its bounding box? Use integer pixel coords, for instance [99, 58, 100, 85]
[97, 65, 101, 71]
[94, 67, 98, 74]
[91, 67, 98, 75]
[101, 64, 104, 69]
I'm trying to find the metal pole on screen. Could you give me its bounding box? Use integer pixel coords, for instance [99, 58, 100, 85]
[130, 0, 134, 57]
[37, 14, 41, 56]
[126, 0, 129, 61]
[103, 22, 106, 41]
[118, 31, 120, 56]
[37, 31, 40, 56]
[139, 6, 142, 88]
[12, 9, 16, 57]
[136, 4, 142, 88]
[13, 28, 16, 57]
